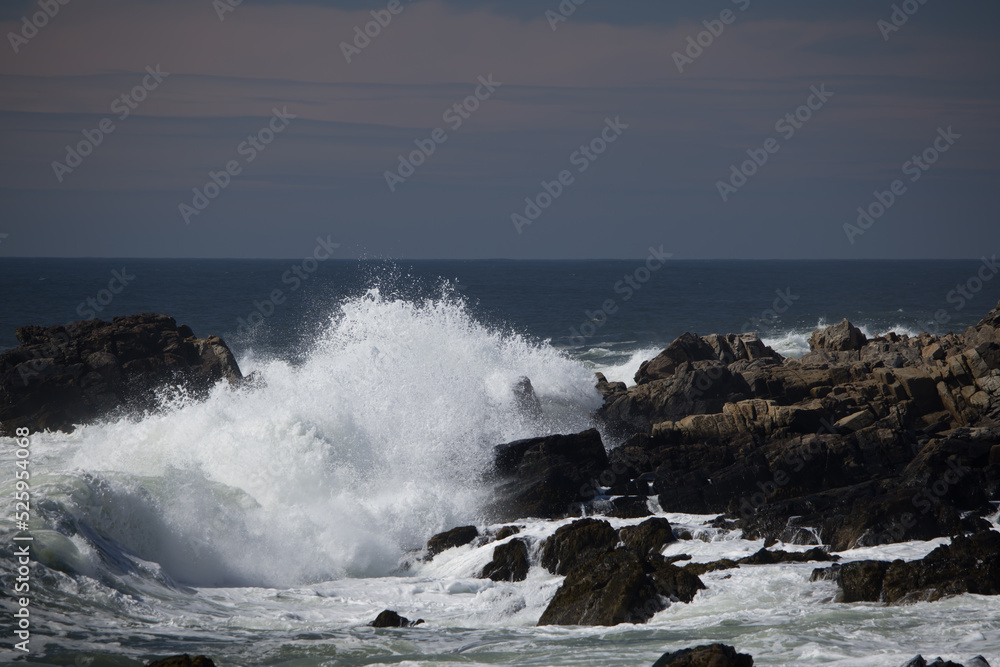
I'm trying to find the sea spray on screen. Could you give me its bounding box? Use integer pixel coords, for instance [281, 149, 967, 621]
[14, 287, 601, 589]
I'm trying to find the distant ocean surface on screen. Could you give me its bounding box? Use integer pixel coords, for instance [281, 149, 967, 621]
[1, 258, 995, 380]
[1, 258, 999, 666]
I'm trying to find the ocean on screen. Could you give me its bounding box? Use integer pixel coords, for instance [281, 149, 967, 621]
[1, 258, 998, 666]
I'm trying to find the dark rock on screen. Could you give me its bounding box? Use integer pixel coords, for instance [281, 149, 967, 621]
[837, 560, 892, 602]
[0, 314, 243, 434]
[651, 643, 754, 667]
[480, 538, 530, 582]
[823, 531, 1000, 605]
[490, 429, 610, 520]
[537, 549, 704, 626]
[607, 496, 652, 518]
[682, 559, 739, 577]
[494, 525, 521, 541]
[738, 547, 838, 565]
[147, 656, 216, 667]
[619, 517, 675, 555]
[369, 610, 423, 628]
[882, 531, 1000, 604]
[541, 518, 618, 575]
[900, 658, 971, 667]
[513, 375, 542, 418]
[426, 526, 478, 558]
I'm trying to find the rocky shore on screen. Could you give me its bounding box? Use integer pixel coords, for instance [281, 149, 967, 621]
[0, 313, 243, 434]
[4, 303, 1000, 666]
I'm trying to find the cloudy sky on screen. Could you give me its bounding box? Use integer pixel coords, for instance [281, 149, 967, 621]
[0, 0, 997, 259]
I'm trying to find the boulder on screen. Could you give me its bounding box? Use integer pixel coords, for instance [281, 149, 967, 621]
[835, 560, 892, 603]
[147, 657, 216, 667]
[651, 644, 754, 667]
[808, 318, 867, 353]
[513, 375, 542, 418]
[635, 333, 718, 384]
[541, 518, 618, 575]
[537, 549, 704, 626]
[0, 314, 242, 434]
[901, 657, 991, 667]
[490, 429, 610, 520]
[426, 526, 478, 558]
[369, 610, 423, 628]
[619, 517, 675, 555]
[819, 531, 1000, 604]
[480, 538, 530, 582]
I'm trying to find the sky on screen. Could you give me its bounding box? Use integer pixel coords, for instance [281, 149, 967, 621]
[0, 0, 998, 260]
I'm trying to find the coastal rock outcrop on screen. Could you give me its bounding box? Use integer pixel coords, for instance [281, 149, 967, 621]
[537, 549, 704, 626]
[0, 314, 243, 434]
[586, 300, 1000, 551]
[812, 531, 1000, 604]
[480, 538, 530, 582]
[489, 429, 610, 520]
[425, 526, 478, 558]
[651, 644, 754, 667]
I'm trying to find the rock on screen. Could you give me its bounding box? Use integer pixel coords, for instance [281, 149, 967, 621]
[900, 658, 979, 667]
[541, 518, 618, 575]
[606, 496, 652, 518]
[147, 656, 216, 667]
[635, 333, 719, 384]
[836, 560, 892, 602]
[882, 531, 1000, 604]
[0, 314, 243, 434]
[426, 526, 478, 558]
[619, 517, 675, 555]
[737, 547, 838, 565]
[369, 609, 423, 628]
[681, 559, 739, 576]
[494, 525, 521, 541]
[490, 429, 610, 520]
[537, 549, 704, 626]
[823, 532, 1000, 605]
[835, 409, 876, 432]
[513, 375, 542, 418]
[809, 318, 867, 352]
[480, 538, 530, 582]
[651, 643, 754, 667]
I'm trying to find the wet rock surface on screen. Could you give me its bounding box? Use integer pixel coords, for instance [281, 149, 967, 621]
[0, 313, 243, 434]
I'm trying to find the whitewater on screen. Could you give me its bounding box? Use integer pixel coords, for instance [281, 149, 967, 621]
[2, 288, 999, 666]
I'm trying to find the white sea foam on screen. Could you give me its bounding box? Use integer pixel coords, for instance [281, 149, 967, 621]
[11, 287, 601, 589]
